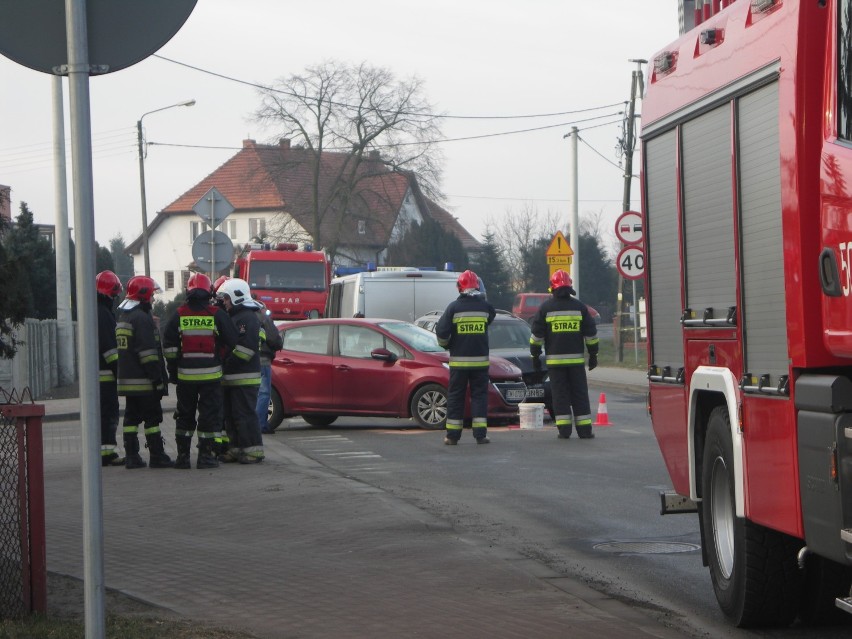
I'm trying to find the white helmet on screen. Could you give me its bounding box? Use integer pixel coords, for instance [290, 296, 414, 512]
[216, 277, 251, 306]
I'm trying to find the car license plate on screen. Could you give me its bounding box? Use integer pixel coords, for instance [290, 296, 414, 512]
[507, 388, 526, 400]
[526, 387, 545, 398]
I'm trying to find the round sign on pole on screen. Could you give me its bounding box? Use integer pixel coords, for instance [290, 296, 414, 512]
[615, 210, 644, 245]
[192, 230, 234, 274]
[616, 245, 645, 280]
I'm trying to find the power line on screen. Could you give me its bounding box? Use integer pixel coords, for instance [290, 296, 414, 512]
[152, 54, 623, 121]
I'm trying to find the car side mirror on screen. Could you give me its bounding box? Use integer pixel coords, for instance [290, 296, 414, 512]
[371, 348, 397, 362]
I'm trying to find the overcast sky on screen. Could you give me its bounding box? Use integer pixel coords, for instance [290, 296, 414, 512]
[0, 1, 677, 254]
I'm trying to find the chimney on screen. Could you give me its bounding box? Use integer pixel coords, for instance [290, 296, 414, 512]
[242, 139, 256, 149]
[279, 138, 291, 150]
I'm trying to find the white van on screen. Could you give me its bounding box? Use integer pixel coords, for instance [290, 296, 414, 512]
[325, 269, 460, 322]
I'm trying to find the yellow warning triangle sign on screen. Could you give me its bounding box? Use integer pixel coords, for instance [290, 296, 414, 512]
[546, 231, 573, 257]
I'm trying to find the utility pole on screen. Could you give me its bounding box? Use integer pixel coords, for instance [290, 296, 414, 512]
[615, 59, 646, 363]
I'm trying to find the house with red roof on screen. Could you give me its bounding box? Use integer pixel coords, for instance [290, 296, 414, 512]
[127, 139, 479, 301]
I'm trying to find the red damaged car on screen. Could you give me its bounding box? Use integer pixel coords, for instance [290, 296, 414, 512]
[268, 318, 526, 430]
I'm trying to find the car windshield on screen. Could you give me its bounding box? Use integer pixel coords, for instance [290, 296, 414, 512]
[489, 320, 532, 349]
[379, 321, 444, 353]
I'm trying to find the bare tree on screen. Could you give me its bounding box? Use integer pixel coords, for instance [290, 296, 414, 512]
[491, 203, 563, 289]
[254, 61, 444, 258]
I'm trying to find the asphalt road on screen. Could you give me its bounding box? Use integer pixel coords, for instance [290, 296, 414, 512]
[273, 384, 852, 639]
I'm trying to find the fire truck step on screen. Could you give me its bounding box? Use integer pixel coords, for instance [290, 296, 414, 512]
[841, 528, 852, 544]
[836, 596, 852, 615]
[659, 490, 698, 515]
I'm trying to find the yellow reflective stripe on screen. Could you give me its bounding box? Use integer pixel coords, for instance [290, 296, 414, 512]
[99, 370, 115, 382]
[446, 419, 463, 431]
[546, 357, 584, 366]
[103, 348, 118, 362]
[144, 425, 162, 435]
[233, 345, 255, 361]
[585, 337, 599, 346]
[530, 335, 544, 346]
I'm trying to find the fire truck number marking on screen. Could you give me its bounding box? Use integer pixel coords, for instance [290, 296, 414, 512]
[841, 242, 852, 296]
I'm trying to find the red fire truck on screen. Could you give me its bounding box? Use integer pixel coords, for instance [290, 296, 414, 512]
[643, 0, 852, 626]
[233, 243, 330, 321]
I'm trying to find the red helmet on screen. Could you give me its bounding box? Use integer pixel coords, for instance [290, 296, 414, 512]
[457, 270, 479, 292]
[125, 276, 161, 303]
[213, 275, 231, 292]
[186, 273, 212, 293]
[550, 269, 573, 291]
[96, 270, 122, 297]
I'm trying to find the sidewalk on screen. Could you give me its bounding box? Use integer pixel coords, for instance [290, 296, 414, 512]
[35, 367, 680, 639]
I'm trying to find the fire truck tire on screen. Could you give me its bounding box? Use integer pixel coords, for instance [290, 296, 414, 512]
[410, 384, 448, 430]
[701, 406, 801, 628]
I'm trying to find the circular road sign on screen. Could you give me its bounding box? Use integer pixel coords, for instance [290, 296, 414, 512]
[615, 210, 644, 245]
[0, 0, 197, 75]
[192, 230, 234, 274]
[616, 245, 645, 280]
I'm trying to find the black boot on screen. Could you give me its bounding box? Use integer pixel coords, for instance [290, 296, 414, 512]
[174, 435, 192, 469]
[145, 431, 175, 468]
[197, 439, 219, 469]
[124, 434, 146, 469]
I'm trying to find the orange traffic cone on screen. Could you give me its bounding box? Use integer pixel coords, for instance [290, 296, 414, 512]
[594, 392, 612, 427]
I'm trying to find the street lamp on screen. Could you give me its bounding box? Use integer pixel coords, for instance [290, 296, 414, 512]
[137, 99, 196, 276]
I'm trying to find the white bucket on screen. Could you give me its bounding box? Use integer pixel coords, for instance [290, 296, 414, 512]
[519, 403, 544, 430]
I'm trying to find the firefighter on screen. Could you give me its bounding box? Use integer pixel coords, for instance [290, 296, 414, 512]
[435, 269, 496, 445]
[529, 269, 599, 439]
[163, 273, 238, 469]
[252, 298, 283, 434]
[96, 270, 124, 467]
[215, 277, 265, 464]
[116, 276, 174, 468]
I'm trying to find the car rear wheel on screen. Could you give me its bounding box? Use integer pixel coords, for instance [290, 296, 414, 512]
[410, 383, 448, 430]
[303, 415, 338, 427]
[268, 389, 284, 432]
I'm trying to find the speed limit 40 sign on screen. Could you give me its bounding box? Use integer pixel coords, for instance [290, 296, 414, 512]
[616, 245, 645, 280]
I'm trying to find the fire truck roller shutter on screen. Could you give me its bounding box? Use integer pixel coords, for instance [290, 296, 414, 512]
[646, 128, 683, 374]
[682, 103, 736, 323]
[738, 81, 788, 387]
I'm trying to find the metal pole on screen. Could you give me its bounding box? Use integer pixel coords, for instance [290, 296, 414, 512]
[137, 99, 195, 278]
[209, 193, 216, 279]
[51, 76, 75, 386]
[136, 119, 150, 276]
[633, 279, 639, 364]
[65, 0, 105, 636]
[568, 126, 579, 297]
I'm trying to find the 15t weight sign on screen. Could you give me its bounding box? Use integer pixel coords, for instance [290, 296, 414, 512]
[616, 246, 645, 280]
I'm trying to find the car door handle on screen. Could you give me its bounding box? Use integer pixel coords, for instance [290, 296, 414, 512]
[334, 364, 351, 371]
[279, 358, 295, 365]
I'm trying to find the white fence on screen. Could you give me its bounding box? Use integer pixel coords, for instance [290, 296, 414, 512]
[0, 319, 77, 399]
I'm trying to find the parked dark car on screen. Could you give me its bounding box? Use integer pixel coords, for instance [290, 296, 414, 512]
[415, 309, 553, 419]
[269, 318, 527, 430]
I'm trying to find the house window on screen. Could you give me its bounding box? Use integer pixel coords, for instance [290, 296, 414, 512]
[225, 219, 238, 239]
[181, 270, 192, 289]
[165, 271, 175, 290]
[358, 220, 366, 235]
[190, 221, 209, 241]
[249, 218, 266, 240]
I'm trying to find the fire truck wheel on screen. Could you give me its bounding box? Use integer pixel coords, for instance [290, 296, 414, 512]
[701, 406, 800, 628]
[410, 384, 448, 430]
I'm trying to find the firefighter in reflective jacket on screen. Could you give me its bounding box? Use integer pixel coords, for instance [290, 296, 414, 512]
[97, 270, 124, 466]
[163, 273, 238, 469]
[116, 276, 174, 468]
[435, 270, 496, 445]
[529, 269, 599, 439]
[215, 278, 265, 464]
